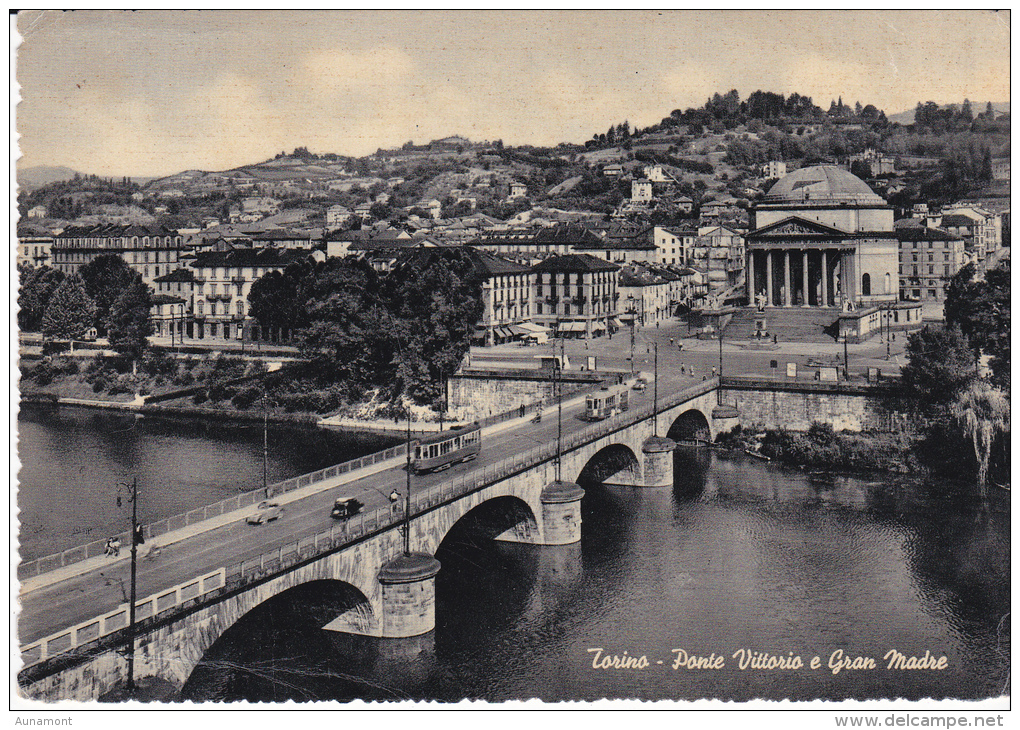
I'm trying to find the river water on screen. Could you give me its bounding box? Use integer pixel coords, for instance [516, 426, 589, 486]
[180, 447, 1010, 704]
[16, 404, 399, 561]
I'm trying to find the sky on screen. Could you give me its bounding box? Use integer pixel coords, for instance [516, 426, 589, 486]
[12, 9, 1011, 179]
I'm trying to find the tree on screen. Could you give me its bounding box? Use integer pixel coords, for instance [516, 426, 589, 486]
[381, 248, 483, 405]
[106, 279, 154, 366]
[79, 254, 143, 335]
[945, 260, 1010, 388]
[298, 258, 392, 386]
[901, 325, 977, 412]
[18, 265, 65, 331]
[953, 381, 1009, 495]
[41, 275, 96, 341]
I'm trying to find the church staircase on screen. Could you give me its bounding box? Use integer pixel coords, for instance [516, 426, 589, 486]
[723, 307, 841, 343]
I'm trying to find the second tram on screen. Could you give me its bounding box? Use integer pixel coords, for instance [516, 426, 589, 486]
[412, 421, 482, 473]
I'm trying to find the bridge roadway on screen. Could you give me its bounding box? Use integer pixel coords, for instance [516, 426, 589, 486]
[19, 374, 691, 647]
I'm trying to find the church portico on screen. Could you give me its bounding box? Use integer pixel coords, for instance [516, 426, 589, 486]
[747, 239, 854, 308]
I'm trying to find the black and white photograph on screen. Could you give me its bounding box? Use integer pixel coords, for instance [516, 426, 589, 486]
[11, 9, 1010, 717]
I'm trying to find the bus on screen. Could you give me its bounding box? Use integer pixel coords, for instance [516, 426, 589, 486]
[585, 384, 629, 421]
[412, 421, 482, 474]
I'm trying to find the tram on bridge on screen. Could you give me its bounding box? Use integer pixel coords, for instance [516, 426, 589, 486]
[412, 421, 482, 473]
[585, 384, 630, 421]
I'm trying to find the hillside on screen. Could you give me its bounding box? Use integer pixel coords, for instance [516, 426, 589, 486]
[17, 165, 81, 191]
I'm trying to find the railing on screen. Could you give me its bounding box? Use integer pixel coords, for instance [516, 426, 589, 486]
[19, 379, 718, 669]
[21, 569, 226, 667]
[17, 442, 410, 580]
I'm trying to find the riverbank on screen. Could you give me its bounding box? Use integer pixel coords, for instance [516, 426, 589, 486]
[718, 423, 922, 475]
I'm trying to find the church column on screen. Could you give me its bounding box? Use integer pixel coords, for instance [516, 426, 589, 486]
[802, 250, 810, 307]
[746, 249, 755, 302]
[765, 251, 774, 306]
[783, 250, 791, 306]
[821, 250, 829, 307]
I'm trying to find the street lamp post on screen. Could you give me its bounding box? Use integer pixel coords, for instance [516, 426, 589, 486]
[116, 477, 139, 692]
[404, 401, 412, 555]
[556, 336, 564, 483]
[653, 341, 659, 433]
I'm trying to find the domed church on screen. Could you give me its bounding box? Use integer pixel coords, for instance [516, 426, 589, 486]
[745, 165, 900, 310]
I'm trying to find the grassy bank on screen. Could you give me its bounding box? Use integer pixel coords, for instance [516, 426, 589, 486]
[18, 352, 428, 425]
[719, 423, 922, 475]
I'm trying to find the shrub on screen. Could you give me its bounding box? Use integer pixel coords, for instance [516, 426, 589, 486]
[62, 359, 80, 375]
[231, 386, 261, 410]
[92, 377, 107, 393]
[207, 381, 236, 403]
[182, 356, 198, 371]
[33, 364, 53, 386]
[192, 391, 208, 405]
[807, 422, 836, 446]
[85, 357, 104, 375]
[173, 370, 195, 387]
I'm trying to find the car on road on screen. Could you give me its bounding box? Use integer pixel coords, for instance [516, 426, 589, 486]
[331, 497, 364, 520]
[246, 501, 283, 525]
[632, 379, 647, 391]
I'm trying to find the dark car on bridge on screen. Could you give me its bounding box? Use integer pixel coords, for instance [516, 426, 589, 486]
[331, 497, 364, 520]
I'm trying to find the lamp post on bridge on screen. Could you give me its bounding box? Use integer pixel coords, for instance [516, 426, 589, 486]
[115, 477, 140, 693]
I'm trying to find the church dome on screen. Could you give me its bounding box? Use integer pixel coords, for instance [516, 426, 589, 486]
[764, 165, 885, 205]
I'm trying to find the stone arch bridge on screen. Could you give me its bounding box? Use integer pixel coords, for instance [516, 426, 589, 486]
[21, 381, 736, 701]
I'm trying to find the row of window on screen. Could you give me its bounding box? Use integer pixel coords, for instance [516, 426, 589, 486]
[902, 265, 954, 277]
[900, 252, 955, 263]
[59, 236, 182, 248]
[195, 300, 245, 316]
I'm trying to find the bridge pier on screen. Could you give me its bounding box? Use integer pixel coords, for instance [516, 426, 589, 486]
[538, 481, 585, 544]
[641, 435, 677, 487]
[377, 553, 442, 638]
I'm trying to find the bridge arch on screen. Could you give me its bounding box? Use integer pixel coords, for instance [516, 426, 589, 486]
[576, 443, 640, 485]
[426, 494, 540, 556]
[179, 578, 375, 699]
[667, 408, 712, 443]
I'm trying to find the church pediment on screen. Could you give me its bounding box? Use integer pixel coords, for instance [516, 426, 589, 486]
[747, 216, 849, 239]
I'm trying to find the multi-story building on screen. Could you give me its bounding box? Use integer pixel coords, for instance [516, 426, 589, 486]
[326, 205, 353, 229]
[896, 226, 965, 302]
[631, 179, 653, 203]
[187, 248, 319, 341]
[618, 265, 672, 326]
[762, 161, 787, 180]
[940, 204, 1002, 270]
[463, 249, 536, 346]
[17, 233, 54, 268]
[530, 254, 620, 339]
[991, 157, 1010, 181]
[575, 225, 695, 267]
[51, 224, 184, 285]
[470, 224, 603, 266]
[695, 225, 745, 293]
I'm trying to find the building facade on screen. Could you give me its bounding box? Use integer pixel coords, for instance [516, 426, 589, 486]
[17, 235, 54, 268]
[745, 165, 899, 309]
[530, 254, 620, 339]
[51, 224, 185, 286]
[896, 226, 966, 302]
[187, 248, 315, 341]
